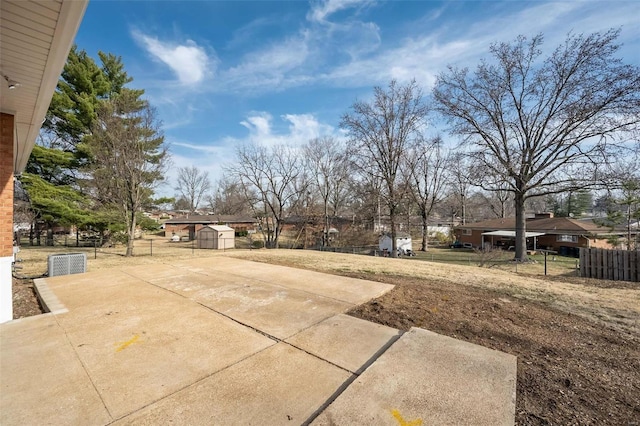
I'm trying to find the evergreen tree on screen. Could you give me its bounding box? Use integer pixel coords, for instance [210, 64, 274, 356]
[44, 46, 110, 151]
[19, 174, 90, 245]
[22, 46, 164, 249]
[88, 89, 168, 256]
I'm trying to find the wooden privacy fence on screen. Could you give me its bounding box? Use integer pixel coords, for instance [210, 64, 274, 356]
[579, 248, 639, 282]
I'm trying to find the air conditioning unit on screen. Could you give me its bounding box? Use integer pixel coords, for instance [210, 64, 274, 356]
[48, 253, 87, 277]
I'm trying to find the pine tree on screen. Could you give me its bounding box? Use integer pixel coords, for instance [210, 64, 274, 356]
[88, 89, 168, 256]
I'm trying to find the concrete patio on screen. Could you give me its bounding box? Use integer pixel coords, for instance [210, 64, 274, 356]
[1, 257, 516, 425]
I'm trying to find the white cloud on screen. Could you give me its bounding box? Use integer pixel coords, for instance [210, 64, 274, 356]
[133, 30, 214, 85]
[218, 0, 381, 93]
[238, 112, 337, 147]
[222, 36, 310, 91]
[317, 1, 639, 89]
[158, 112, 340, 197]
[240, 112, 273, 137]
[307, 0, 375, 23]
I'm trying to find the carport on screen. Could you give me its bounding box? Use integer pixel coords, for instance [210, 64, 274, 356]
[482, 230, 545, 250]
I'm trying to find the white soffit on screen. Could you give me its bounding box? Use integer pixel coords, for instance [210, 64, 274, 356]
[0, 0, 88, 174]
[481, 231, 546, 237]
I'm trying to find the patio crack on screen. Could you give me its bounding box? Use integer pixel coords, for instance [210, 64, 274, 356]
[138, 275, 283, 343]
[300, 329, 404, 426]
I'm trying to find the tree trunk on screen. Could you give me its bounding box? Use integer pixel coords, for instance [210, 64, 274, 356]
[46, 226, 53, 246]
[514, 191, 528, 261]
[420, 211, 428, 251]
[390, 210, 397, 258]
[126, 210, 135, 257]
[627, 205, 632, 251]
[324, 204, 330, 248]
[273, 219, 281, 249]
[461, 194, 466, 225]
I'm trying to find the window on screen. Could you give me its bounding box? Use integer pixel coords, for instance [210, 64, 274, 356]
[556, 235, 578, 243]
[462, 229, 472, 235]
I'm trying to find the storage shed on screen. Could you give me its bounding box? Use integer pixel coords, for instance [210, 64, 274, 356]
[197, 225, 235, 250]
[379, 232, 412, 255]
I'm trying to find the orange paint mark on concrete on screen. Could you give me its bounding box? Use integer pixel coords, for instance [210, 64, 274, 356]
[391, 409, 423, 426]
[115, 334, 140, 352]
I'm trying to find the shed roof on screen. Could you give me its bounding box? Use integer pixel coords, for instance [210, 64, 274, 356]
[210, 225, 234, 232]
[380, 232, 411, 239]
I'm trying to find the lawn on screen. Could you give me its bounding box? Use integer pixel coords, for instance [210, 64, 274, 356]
[410, 247, 580, 276]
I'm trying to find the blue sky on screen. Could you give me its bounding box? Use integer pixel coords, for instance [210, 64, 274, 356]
[74, 0, 640, 197]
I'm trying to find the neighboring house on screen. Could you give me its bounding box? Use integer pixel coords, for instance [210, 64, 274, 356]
[453, 213, 624, 255]
[164, 215, 257, 240]
[427, 226, 451, 237]
[379, 232, 412, 255]
[373, 214, 454, 234]
[144, 211, 175, 222]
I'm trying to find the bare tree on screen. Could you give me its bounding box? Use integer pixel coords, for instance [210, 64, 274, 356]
[481, 188, 513, 219]
[447, 152, 474, 225]
[207, 174, 253, 216]
[228, 143, 306, 248]
[405, 136, 449, 251]
[342, 79, 429, 257]
[348, 173, 383, 232]
[470, 165, 513, 219]
[434, 29, 640, 261]
[304, 137, 350, 247]
[89, 90, 168, 256]
[175, 166, 211, 214]
[598, 148, 640, 250]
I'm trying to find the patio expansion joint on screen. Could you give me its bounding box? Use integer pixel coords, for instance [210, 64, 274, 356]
[107, 342, 278, 425]
[300, 329, 405, 426]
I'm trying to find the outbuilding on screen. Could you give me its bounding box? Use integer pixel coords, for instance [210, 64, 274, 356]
[197, 225, 235, 250]
[379, 232, 412, 255]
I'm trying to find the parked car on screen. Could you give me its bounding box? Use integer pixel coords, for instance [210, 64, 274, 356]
[450, 241, 473, 249]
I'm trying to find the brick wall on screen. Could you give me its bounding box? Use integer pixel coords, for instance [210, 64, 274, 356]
[0, 113, 14, 257]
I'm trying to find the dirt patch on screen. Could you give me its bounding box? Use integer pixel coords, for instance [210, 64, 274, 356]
[12, 278, 44, 319]
[346, 274, 640, 425]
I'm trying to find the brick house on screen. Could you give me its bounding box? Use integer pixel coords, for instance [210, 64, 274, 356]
[0, 1, 87, 323]
[164, 215, 257, 240]
[453, 213, 621, 255]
